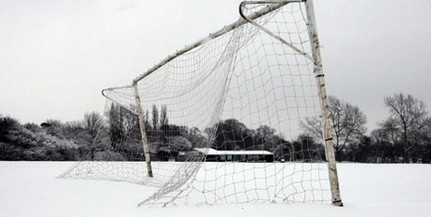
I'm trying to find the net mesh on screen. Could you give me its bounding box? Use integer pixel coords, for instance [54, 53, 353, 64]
[60, 1, 332, 206]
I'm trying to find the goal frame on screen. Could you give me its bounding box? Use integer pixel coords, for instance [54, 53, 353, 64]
[304, 0, 343, 206]
[102, 0, 343, 206]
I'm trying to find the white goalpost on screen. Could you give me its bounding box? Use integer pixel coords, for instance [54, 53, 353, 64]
[60, 0, 342, 207]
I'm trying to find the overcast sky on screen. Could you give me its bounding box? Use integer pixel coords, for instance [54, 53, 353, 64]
[1, 0, 431, 132]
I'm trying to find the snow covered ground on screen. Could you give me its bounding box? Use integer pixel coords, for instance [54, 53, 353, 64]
[0, 162, 430, 217]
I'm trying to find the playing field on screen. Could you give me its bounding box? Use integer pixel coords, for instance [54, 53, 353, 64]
[0, 162, 430, 217]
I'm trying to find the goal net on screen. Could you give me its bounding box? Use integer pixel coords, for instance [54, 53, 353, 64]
[60, 0, 342, 207]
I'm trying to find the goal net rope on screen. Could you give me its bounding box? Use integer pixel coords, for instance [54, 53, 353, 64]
[60, 0, 335, 206]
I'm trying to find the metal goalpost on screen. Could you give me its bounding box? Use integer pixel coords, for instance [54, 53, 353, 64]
[68, 0, 344, 207]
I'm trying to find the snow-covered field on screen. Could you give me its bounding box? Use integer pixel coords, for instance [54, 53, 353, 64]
[0, 162, 430, 217]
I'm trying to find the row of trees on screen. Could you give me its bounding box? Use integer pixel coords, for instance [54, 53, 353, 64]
[0, 112, 104, 161]
[106, 104, 321, 162]
[301, 93, 431, 163]
[1, 93, 430, 163]
[0, 103, 324, 162]
[206, 119, 324, 162]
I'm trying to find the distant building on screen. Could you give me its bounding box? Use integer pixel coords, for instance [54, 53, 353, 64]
[195, 148, 274, 162]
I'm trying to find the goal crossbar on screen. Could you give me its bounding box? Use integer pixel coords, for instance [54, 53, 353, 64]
[132, 0, 305, 84]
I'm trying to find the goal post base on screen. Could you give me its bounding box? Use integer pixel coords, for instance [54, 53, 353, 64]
[332, 200, 344, 207]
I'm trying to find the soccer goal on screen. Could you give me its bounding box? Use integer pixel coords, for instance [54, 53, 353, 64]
[60, 0, 342, 207]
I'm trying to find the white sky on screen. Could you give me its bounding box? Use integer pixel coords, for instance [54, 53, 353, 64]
[1, 0, 431, 132]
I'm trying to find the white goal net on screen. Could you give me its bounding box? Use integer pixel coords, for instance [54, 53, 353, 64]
[60, 0, 342, 207]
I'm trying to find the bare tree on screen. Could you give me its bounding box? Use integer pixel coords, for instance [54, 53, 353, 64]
[301, 116, 323, 141]
[107, 104, 126, 147]
[82, 111, 107, 160]
[160, 105, 168, 127]
[141, 109, 150, 131]
[301, 95, 367, 157]
[83, 111, 104, 138]
[380, 93, 429, 162]
[152, 104, 159, 130]
[328, 96, 367, 154]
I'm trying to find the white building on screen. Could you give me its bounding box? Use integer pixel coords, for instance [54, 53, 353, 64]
[195, 148, 274, 162]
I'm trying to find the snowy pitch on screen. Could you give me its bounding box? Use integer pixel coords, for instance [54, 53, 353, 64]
[0, 162, 430, 217]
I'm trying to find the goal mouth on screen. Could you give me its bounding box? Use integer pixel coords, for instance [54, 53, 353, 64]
[61, 0, 342, 207]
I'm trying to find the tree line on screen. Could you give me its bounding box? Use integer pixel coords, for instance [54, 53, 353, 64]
[301, 93, 431, 163]
[0, 103, 323, 162]
[1, 93, 430, 163]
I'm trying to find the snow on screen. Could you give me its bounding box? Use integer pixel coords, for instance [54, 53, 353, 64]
[0, 162, 430, 217]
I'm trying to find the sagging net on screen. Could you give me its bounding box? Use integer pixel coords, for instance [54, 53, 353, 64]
[60, 1, 332, 206]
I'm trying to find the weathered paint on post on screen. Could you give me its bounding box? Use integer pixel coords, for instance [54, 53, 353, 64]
[305, 0, 343, 206]
[133, 84, 154, 178]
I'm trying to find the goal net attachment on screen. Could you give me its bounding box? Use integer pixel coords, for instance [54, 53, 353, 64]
[60, 0, 343, 207]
